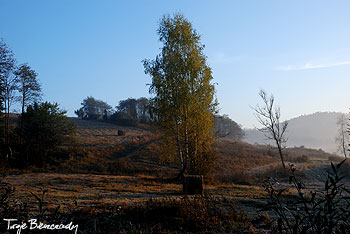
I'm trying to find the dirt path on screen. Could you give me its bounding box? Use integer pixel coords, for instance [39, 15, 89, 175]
[118, 138, 160, 159]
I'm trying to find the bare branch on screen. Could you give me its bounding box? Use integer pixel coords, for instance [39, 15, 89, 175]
[252, 89, 288, 169]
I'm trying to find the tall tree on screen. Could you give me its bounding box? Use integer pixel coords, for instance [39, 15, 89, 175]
[15, 64, 41, 114]
[143, 13, 217, 177]
[0, 39, 17, 145]
[253, 89, 288, 169]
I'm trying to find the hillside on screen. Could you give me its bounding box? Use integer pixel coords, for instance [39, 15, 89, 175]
[6, 116, 339, 179]
[244, 112, 345, 154]
[3, 117, 347, 233]
[46, 118, 338, 184]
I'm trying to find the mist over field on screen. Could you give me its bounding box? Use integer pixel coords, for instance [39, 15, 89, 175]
[244, 112, 345, 154]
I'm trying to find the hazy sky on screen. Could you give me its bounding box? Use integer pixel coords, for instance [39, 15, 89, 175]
[1, 0, 350, 128]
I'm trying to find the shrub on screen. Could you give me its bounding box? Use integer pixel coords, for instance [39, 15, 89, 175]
[263, 161, 350, 233]
[15, 102, 76, 167]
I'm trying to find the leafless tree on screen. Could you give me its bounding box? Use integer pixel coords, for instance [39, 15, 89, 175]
[335, 113, 348, 158]
[253, 89, 288, 169]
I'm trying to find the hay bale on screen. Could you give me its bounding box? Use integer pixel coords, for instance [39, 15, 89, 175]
[183, 175, 203, 195]
[118, 130, 126, 136]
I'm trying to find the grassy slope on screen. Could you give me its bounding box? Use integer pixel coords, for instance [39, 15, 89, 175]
[42, 118, 338, 181]
[3, 118, 349, 233]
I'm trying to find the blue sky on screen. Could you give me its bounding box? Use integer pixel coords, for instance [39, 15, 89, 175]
[1, 0, 350, 128]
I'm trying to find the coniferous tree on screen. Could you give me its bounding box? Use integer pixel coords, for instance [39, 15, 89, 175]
[18, 102, 76, 167]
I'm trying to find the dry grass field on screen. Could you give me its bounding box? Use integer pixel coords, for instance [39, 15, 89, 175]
[3, 172, 269, 211]
[2, 118, 350, 233]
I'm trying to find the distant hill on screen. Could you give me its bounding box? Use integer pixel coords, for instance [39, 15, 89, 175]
[243, 112, 346, 154]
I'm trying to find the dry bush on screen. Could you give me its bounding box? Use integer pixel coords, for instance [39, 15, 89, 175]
[263, 161, 350, 233]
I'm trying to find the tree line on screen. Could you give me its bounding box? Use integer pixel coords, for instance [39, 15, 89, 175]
[75, 96, 244, 140]
[0, 38, 75, 168]
[75, 96, 151, 126]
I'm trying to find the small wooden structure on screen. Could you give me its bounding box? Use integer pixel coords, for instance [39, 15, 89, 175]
[183, 175, 203, 195]
[118, 130, 126, 136]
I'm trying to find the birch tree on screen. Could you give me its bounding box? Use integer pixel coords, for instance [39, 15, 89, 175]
[143, 13, 217, 178]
